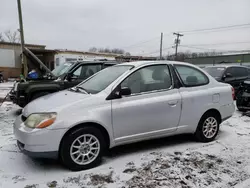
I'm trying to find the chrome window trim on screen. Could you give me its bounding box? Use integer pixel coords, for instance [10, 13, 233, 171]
[174, 64, 210, 87]
[115, 64, 174, 98]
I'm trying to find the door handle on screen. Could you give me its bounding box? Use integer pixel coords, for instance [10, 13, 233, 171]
[168, 100, 178, 106]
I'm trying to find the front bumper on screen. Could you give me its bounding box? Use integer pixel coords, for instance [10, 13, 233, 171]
[14, 115, 66, 159]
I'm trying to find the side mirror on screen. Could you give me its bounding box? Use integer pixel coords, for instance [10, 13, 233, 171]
[222, 72, 232, 80]
[67, 73, 78, 81]
[225, 73, 233, 78]
[120, 87, 131, 96]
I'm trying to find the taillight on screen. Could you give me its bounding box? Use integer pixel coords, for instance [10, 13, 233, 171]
[231, 87, 235, 100]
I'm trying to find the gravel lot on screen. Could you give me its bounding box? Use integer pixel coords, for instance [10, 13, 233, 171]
[0, 101, 250, 188]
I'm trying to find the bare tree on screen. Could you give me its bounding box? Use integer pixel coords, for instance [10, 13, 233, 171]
[89, 47, 130, 55]
[89, 47, 97, 52]
[4, 30, 20, 43]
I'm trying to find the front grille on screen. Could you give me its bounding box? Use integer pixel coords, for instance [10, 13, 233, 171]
[21, 115, 27, 122]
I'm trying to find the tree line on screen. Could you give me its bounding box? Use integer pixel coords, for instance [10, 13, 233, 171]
[166, 51, 223, 61]
[0, 30, 20, 43]
[89, 47, 131, 56]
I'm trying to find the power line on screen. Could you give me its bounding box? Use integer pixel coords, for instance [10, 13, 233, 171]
[141, 46, 173, 56]
[182, 41, 250, 47]
[179, 23, 250, 34]
[179, 45, 217, 51]
[121, 37, 159, 49]
[183, 26, 250, 35]
[121, 23, 250, 53]
[121, 33, 173, 50]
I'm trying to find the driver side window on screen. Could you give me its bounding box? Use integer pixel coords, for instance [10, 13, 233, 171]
[121, 65, 172, 94]
[224, 67, 235, 77]
[72, 66, 82, 77]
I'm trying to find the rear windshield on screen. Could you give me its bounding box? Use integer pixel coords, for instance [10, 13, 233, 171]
[204, 67, 226, 78]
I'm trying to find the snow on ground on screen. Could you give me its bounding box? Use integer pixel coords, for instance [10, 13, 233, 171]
[0, 82, 14, 101]
[0, 102, 250, 188]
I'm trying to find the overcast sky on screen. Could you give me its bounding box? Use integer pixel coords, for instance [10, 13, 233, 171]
[0, 0, 250, 56]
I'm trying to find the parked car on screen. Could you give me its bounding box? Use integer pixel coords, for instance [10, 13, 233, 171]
[236, 80, 250, 112]
[10, 61, 118, 107]
[204, 65, 250, 95]
[14, 61, 235, 171]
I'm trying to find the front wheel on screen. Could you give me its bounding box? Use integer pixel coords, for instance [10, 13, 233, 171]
[60, 127, 106, 171]
[236, 90, 247, 112]
[195, 113, 220, 142]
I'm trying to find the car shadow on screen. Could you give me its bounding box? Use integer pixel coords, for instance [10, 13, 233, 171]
[28, 134, 195, 171]
[106, 134, 195, 158]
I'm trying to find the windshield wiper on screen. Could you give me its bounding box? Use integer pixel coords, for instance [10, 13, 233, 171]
[75, 86, 90, 94]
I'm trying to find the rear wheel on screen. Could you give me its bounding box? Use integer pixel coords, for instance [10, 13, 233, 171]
[60, 127, 106, 171]
[195, 113, 220, 142]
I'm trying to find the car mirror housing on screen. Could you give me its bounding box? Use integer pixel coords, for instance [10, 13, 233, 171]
[120, 87, 131, 96]
[225, 73, 233, 78]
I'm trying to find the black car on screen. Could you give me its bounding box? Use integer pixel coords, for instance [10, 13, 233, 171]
[10, 61, 118, 107]
[236, 80, 250, 112]
[204, 65, 250, 95]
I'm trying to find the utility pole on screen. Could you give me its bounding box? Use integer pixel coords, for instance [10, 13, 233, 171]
[17, 0, 27, 77]
[173, 32, 183, 60]
[160, 32, 163, 60]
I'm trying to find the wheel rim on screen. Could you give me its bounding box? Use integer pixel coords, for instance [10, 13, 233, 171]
[70, 134, 100, 165]
[202, 117, 218, 139]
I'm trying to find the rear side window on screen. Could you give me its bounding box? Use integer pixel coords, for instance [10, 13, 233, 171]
[234, 67, 248, 77]
[175, 65, 209, 87]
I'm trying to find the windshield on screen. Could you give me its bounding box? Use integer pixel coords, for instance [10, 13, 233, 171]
[204, 67, 226, 78]
[77, 65, 132, 94]
[52, 62, 74, 77]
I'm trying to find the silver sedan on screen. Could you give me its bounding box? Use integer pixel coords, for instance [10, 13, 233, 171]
[14, 61, 235, 171]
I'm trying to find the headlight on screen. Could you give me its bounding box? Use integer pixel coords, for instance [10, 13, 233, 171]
[24, 113, 57, 129]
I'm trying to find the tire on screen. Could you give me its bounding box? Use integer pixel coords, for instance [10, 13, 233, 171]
[236, 91, 247, 112]
[60, 127, 106, 171]
[194, 112, 220, 142]
[31, 92, 50, 101]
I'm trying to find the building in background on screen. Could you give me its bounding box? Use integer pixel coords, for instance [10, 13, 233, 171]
[28, 49, 118, 71]
[0, 42, 45, 79]
[184, 53, 250, 68]
[1, 41, 250, 80]
[0, 42, 118, 80]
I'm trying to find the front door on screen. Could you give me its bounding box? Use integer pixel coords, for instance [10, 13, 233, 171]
[111, 64, 181, 144]
[64, 64, 102, 89]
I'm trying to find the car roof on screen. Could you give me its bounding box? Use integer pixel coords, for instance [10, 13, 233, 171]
[71, 61, 119, 65]
[205, 64, 249, 69]
[116, 60, 198, 68]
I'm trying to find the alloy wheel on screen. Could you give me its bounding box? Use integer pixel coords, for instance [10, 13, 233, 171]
[202, 117, 218, 139]
[70, 134, 100, 165]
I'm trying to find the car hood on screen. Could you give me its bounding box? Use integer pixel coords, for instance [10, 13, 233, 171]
[22, 90, 98, 117]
